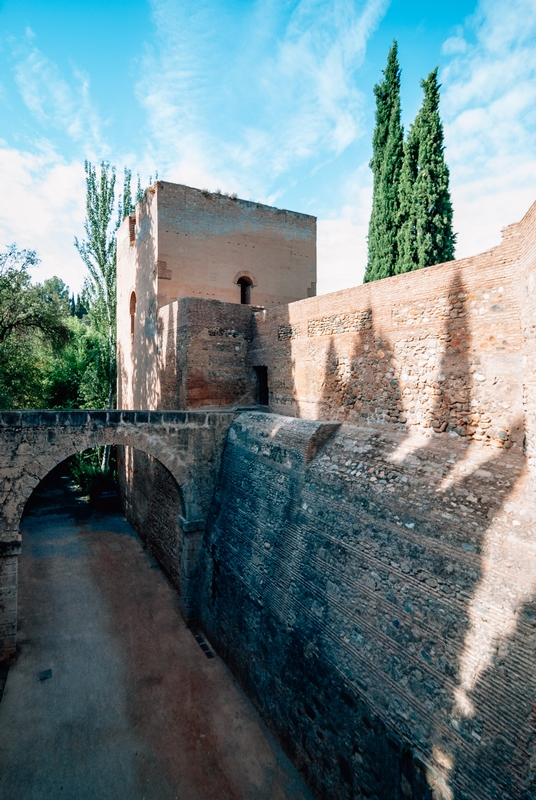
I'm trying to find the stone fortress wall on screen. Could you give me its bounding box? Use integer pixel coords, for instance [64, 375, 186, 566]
[116, 181, 316, 409]
[117, 190, 536, 800]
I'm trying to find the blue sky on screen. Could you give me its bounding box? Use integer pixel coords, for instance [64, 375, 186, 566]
[0, 0, 535, 295]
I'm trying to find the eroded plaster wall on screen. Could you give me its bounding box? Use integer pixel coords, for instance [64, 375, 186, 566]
[157, 298, 256, 410]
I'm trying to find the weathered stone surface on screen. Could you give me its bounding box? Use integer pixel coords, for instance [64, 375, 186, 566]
[0, 410, 239, 660]
[196, 412, 536, 800]
[4, 196, 536, 798]
[113, 198, 536, 799]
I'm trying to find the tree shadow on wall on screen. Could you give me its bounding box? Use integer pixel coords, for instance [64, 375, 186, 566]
[308, 272, 535, 799]
[156, 301, 182, 411]
[317, 310, 405, 425]
[120, 230, 160, 411]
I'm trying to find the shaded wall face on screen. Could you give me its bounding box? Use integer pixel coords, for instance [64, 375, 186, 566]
[154, 182, 316, 309]
[518, 202, 536, 475]
[117, 191, 159, 410]
[197, 412, 536, 800]
[118, 447, 183, 590]
[157, 298, 257, 410]
[251, 229, 527, 458]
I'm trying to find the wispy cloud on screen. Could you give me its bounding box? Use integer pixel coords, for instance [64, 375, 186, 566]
[14, 43, 106, 157]
[441, 0, 536, 256]
[0, 145, 87, 291]
[139, 0, 388, 199]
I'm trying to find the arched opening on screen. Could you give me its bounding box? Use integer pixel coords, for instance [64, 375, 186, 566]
[19, 444, 189, 599]
[237, 276, 252, 305]
[129, 291, 136, 338]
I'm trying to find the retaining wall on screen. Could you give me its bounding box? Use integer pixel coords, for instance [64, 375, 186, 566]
[197, 412, 536, 800]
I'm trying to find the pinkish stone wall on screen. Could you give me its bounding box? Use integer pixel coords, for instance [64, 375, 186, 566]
[250, 207, 533, 461]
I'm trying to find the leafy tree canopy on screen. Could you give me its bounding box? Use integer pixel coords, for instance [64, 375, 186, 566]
[0, 245, 69, 347]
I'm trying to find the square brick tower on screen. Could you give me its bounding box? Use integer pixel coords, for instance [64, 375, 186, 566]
[116, 181, 316, 409]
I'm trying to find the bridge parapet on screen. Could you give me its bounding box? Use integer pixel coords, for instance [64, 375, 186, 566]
[0, 408, 237, 428]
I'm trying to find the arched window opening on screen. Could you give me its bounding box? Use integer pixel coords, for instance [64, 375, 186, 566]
[129, 292, 136, 338]
[237, 276, 252, 305]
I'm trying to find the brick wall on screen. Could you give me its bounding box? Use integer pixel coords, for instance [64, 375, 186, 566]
[119, 447, 184, 590]
[157, 297, 257, 409]
[197, 412, 536, 800]
[154, 181, 316, 309]
[251, 215, 529, 460]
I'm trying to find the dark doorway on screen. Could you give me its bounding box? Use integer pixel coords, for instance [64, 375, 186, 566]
[254, 366, 269, 406]
[130, 291, 137, 337]
[237, 277, 252, 305]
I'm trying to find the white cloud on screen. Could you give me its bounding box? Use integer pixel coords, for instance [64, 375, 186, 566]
[14, 46, 105, 157]
[441, 0, 536, 257]
[140, 0, 389, 199]
[317, 165, 372, 295]
[0, 146, 87, 293]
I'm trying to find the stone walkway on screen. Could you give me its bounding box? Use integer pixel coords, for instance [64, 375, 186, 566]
[0, 470, 311, 800]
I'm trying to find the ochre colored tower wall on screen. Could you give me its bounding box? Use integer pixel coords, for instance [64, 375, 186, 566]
[117, 181, 315, 410]
[157, 298, 256, 410]
[154, 182, 316, 309]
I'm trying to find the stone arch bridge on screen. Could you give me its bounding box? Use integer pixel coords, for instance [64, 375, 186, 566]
[0, 408, 240, 661]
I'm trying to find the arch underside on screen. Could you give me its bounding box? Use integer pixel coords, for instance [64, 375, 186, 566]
[2, 428, 202, 541]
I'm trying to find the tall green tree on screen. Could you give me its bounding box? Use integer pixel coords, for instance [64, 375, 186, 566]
[396, 68, 456, 273]
[364, 41, 404, 283]
[0, 245, 70, 408]
[74, 162, 157, 412]
[74, 161, 118, 410]
[396, 123, 420, 274]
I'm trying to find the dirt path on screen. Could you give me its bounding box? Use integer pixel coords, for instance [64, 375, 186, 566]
[0, 469, 311, 800]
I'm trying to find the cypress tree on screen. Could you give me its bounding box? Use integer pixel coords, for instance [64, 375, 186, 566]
[396, 120, 420, 273]
[364, 41, 404, 283]
[396, 68, 455, 273]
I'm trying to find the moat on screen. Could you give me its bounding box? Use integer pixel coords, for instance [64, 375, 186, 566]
[0, 468, 310, 800]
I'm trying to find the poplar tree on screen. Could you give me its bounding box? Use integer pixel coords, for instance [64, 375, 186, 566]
[364, 41, 404, 283]
[396, 68, 455, 273]
[74, 161, 118, 410]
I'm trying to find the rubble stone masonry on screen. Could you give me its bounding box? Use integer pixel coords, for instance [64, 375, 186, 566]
[251, 208, 533, 460]
[114, 200, 536, 799]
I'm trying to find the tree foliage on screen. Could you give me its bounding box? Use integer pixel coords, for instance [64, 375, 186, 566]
[0, 243, 116, 410]
[366, 52, 455, 280]
[74, 161, 119, 409]
[396, 69, 456, 273]
[0, 246, 71, 408]
[0, 246, 69, 346]
[365, 41, 404, 283]
[73, 162, 157, 410]
[0, 164, 154, 412]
